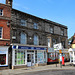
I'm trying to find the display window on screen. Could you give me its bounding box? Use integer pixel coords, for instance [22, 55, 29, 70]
[15, 50, 25, 65]
[37, 51, 46, 64]
[0, 54, 6, 65]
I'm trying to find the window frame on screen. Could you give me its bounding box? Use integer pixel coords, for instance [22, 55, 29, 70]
[50, 26, 54, 33]
[20, 32, 27, 44]
[34, 35, 39, 45]
[20, 19, 27, 26]
[34, 23, 38, 29]
[0, 9, 3, 16]
[0, 27, 2, 39]
[61, 29, 64, 36]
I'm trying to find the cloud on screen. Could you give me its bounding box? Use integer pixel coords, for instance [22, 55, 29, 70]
[0, 0, 5, 3]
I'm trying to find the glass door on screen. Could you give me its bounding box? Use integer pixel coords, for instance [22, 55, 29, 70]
[27, 53, 34, 66]
[32, 54, 34, 66]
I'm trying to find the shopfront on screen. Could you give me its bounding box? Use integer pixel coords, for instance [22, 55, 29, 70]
[0, 46, 9, 67]
[12, 45, 47, 69]
[47, 48, 58, 64]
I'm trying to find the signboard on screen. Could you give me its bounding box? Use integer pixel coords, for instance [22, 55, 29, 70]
[54, 43, 63, 51]
[0, 51, 7, 54]
[48, 48, 54, 52]
[12, 45, 46, 50]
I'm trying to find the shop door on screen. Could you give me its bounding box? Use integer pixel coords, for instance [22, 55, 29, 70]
[27, 53, 34, 66]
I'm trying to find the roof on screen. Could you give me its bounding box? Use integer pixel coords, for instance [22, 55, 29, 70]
[12, 8, 67, 29]
[71, 33, 75, 44]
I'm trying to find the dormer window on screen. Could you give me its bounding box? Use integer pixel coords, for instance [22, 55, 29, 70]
[0, 9, 3, 16]
[21, 19, 27, 26]
[34, 23, 38, 29]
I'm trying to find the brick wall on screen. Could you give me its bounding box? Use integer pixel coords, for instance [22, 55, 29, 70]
[0, 4, 11, 46]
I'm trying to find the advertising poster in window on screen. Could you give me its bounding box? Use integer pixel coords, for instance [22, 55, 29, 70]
[37, 51, 44, 63]
[21, 52, 24, 64]
[17, 53, 21, 65]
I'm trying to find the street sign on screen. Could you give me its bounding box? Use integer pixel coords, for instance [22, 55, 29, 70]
[54, 43, 63, 51]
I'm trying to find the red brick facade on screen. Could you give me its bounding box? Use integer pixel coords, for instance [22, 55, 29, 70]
[0, 3, 11, 46]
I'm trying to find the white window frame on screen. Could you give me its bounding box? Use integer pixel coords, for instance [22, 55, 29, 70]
[0, 27, 2, 39]
[34, 23, 38, 29]
[0, 9, 3, 16]
[20, 32, 27, 44]
[50, 27, 53, 33]
[21, 19, 27, 26]
[34, 35, 39, 45]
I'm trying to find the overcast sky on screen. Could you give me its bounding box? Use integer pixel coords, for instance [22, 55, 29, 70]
[0, 0, 75, 38]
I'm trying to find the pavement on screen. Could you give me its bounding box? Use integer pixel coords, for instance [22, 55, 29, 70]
[0, 62, 75, 75]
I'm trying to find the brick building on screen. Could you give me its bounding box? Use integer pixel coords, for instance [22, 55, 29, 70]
[0, 0, 11, 69]
[0, 0, 68, 69]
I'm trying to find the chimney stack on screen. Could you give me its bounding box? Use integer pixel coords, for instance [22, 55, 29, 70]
[6, 0, 13, 7]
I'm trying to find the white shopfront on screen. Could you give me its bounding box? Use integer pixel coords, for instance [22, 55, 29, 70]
[12, 45, 47, 67]
[0, 46, 9, 67]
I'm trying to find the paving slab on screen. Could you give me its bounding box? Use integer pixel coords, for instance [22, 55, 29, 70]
[0, 62, 75, 75]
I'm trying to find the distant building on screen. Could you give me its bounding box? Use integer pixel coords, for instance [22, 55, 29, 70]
[0, 0, 68, 69]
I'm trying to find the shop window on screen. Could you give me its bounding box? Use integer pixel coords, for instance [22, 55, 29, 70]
[20, 19, 27, 26]
[0, 27, 2, 39]
[0, 54, 6, 65]
[37, 51, 46, 64]
[20, 32, 27, 44]
[34, 35, 39, 45]
[34, 23, 38, 29]
[0, 9, 3, 16]
[15, 50, 25, 65]
[50, 27, 54, 33]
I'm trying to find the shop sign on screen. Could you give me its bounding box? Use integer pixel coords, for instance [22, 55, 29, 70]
[54, 43, 63, 51]
[0, 51, 6, 54]
[12, 45, 46, 50]
[48, 48, 54, 52]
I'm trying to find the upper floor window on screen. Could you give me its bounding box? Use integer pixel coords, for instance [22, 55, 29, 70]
[0, 9, 3, 16]
[0, 27, 2, 39]
[34, 23, 38, 29]
[52, 38, 58, 47]
[21, 19, 27, 26]
[61, 29, 64, 36]
[61, 41, 65, 48]
[50, 27, 54, 33]
[20, 32, 27, 44]
[48, 38, 51, 47]
[34, 35, 39, 45]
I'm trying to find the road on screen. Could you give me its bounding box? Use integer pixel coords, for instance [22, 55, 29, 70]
[16, 70, 75, 75]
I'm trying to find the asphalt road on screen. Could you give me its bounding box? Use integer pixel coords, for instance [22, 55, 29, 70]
[17, 70, 75, 75]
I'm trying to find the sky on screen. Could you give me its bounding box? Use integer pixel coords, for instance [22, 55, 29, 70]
[0, 0, 75, 39]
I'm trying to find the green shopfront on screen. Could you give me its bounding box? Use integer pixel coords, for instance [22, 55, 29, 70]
[12, 45, 47, 69]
